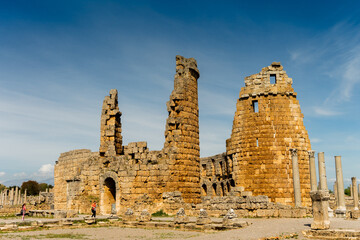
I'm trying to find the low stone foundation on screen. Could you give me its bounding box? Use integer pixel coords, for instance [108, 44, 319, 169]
[303, 229, 360, 239]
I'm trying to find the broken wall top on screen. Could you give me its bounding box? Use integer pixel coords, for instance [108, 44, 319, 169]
[240, 62, 295, 99]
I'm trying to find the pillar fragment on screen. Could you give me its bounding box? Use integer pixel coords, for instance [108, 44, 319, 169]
[291, 149, 301, 207]
[352, 177, 358, 210]
[308, 150, 317, 191]
[318, 152, 328, 191]
[335, 156, 346, 217]
[310, 190, 330, 230]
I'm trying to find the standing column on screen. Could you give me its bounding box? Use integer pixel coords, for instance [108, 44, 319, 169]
[352, 177, 359, 210]
[308, 150, 317, 191]
[14, 187, 18, 206]
[0, 191, 3, 205]
[24, 189, 27, 204]
[9, 188, 14, 205]
[318, 152, 328, 191]
[350, 184, 353, 198]
[334, 182, 339, 208]
[4, 190, 7, 205]
[291, 149, 301, 207]
[335, 156, 346, 217]
[18, 189, 21, 205]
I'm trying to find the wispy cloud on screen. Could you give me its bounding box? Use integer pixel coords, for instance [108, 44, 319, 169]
[0, 172, 5, 177]
[290, 21, 360, 117]
[313, 107, 342, 116]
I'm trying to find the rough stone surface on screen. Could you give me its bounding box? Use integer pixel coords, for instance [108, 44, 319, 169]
[174, 208, 190, 224]
[226, 62, 311, 206]
[53, 58, 312, 217]
[310, 190, 330, 230]
[196, 209, 211, 225]
[137, 209, 151, 222]
[99, 89, 123, 157]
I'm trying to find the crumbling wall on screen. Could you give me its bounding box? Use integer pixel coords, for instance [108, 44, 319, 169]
[99, 89, 123, 156]
[54, 149, 100, 213]
[54, 55, 202, 215]
[226, 62, 311, 206]
[163, 55, 201, 204]
[200, 153, 236, 197]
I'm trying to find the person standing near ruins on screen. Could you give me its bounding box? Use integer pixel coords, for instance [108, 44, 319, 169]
[21, 203, 26, 221]
[91, 201, 97, 218]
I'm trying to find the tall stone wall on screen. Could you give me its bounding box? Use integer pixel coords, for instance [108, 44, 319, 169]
[226, 62, 311, 206]
[163, 55, 201, 204]
[54, 55, 202, 215]
[99, 89, 123, 157]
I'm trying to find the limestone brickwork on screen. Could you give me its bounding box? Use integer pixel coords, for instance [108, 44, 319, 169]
[200, 153, 236, 197]
[163, 55, 201, 203]
[54, 58, 312, 217]
[54, 55, 201, 216]
[226, 62, 311, 206]
[99, 89, 123, 156]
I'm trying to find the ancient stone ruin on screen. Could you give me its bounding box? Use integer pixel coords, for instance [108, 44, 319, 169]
[54, 56, 312, 217]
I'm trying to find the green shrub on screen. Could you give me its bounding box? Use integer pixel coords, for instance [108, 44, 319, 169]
[151, 209, 169, 217]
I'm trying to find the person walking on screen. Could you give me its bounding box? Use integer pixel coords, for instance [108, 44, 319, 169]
[21, 203, 26, 221]
[91, 201, 97, 218]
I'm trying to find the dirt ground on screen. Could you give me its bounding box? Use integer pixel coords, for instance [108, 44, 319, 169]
[1, 217, 360, 240]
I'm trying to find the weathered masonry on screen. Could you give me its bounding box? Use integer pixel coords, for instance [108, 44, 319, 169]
[54, 56, 201, 214]
[54, 57, 312, 216]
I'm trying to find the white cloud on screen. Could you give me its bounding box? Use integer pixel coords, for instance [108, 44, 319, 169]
[0, 172, 5, 177]
[313, 107, 342, 116]
[311, 138, 321, 143]
[38, 164, 54, 175]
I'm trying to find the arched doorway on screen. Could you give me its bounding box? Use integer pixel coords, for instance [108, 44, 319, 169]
[103, 177, 116, 214]
[100, 171, 120, 215]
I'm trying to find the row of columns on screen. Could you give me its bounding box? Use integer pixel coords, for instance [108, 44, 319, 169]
[291, 150, 353, 215]
[290, 149, 359, 229]
[0, 187, 27, 206]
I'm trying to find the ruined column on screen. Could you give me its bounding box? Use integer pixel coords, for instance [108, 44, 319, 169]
[352, 177, 359, 210]
[310, 190, 330, 229]
[0, 191, 3, 205]
[335, 156, 346, 217]
[291, 149, 301, 207]
[318, 152, 328, 191]
[350, 184, 353, 198]
[24, 189, 27, 204]
[308, 150, 317, 191]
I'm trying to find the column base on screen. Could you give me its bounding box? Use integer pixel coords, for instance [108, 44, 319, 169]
[311, 220, 330, 230]
[335, 208, 346, 218]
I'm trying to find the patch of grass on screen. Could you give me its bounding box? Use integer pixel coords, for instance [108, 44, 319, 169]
[17, 221, 32, 226]
[0, 214, 16, 219]
[151, 209, 169, 217]
[40, 233, 88, 239]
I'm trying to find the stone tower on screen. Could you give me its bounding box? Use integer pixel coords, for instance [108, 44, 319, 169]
[226, 62, 311, 206]
[163, 55, 201, 204]
[99, 89, 123, 157]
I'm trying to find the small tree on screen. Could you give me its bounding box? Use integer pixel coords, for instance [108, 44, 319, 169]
[344, 186, 351, 196]
[21, 180, 40, 195]
[39, 183, 53, 192]
[0, 184, 6, 191]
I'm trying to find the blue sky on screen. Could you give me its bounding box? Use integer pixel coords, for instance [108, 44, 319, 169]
[0, 0, 359, 188]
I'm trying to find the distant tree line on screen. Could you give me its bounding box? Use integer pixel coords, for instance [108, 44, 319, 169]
[3, 181, 53, 196]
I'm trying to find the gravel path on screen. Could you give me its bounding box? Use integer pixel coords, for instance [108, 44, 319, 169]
[1, 217, 359, 240]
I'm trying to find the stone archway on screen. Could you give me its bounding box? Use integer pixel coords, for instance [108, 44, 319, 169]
[100, 171, 120, 215]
